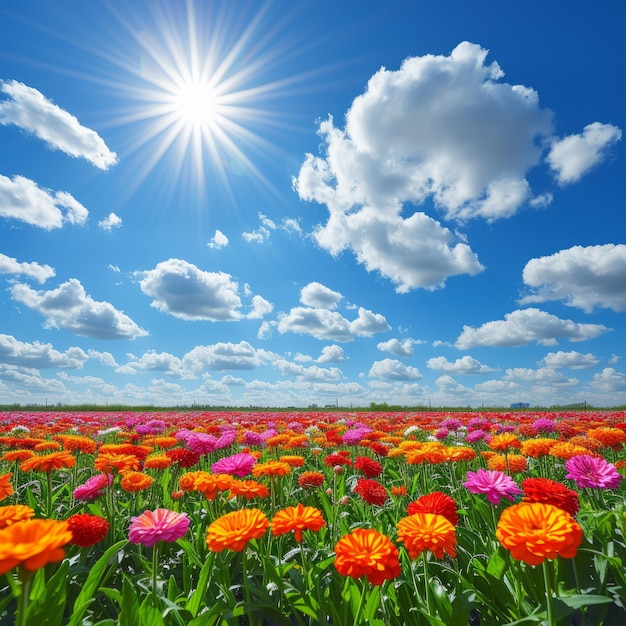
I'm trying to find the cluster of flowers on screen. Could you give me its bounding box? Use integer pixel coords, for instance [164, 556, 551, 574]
[0, 409, 625, 623]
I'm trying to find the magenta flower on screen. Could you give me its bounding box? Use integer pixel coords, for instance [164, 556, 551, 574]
[565, 455, 623, 490]
[465, 429, 486, 443]
[464, 468, 523, 505]
[73, 473, 112, 502]
[129, 508, 190, 547]
[211, 452, 257, 477]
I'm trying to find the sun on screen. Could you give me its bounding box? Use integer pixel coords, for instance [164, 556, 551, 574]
[171, 80, 219, 128]
[104, 0, 304, 194]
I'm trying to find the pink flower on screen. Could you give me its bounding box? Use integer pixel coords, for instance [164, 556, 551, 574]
[565, 455, 623, 490]
[128, 508, 190, 547]
[73, 474, 112, 502]
[211, 452, 257, 477]
[464, 468, 523, 505]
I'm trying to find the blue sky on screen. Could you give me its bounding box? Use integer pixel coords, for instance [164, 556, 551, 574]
[1, 0, 625, 409]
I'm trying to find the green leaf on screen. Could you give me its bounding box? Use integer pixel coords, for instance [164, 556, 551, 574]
[184, 550, 215, 617]
[67, 540, 127, 626]
[26, 561, 69, 626]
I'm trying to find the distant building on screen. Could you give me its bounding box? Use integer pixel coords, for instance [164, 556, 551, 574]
[510, 402, 530, 409]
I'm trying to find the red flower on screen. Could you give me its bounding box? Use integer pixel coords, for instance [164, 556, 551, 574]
[407, 491, 459, 526]
[353, 478, 389, 506]
[324, 452, 352, 467]
[298, 471, 325, 489]
[520, 477, 580, 516]
[165, 448, 200, 469]
[354, 456, 383, 478]
[368, 442, 390, 457]
[67, 514, 110, 548]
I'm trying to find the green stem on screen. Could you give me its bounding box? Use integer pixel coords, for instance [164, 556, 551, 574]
[542, 559, 555, 626]
[354, 578, 367, 625]
[423, 553, 432, 616]
[46, 471, 53, 517]
[16, 569, 33, 626]
[152, 542, 160, 608]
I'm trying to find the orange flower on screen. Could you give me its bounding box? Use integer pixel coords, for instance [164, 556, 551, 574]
[1, 449, 35, 463]
[251, 460, 291, 478]
[278, 455, 306, 467]
[54, 435, 97, 455]
[391, 485, 407, 497]
[397, 513, 457, 559]
[0, 473, 14, 502]
[496, 502, 582, 566]
[228, 479, 270, 500]
[94, 452, 140, 474]
[120, 471, 154, 492]
[520, 438, 557, 458]
[586, 427, 626, 450]
[445, 446, 477, 462]
[206, 508, 269, 552]
[270, 504, 326, 542]
[0, 519, 72, 575]
[142, 436, 179, 449]
[488, 433, 521, 451]
[549, 442, 596, 461]
[297, 471, 325, 489]
[143, 453, 174, 470]
[20, 451, 76, 473]
[487, 453, 528, 473]
[0, 505, 35, 529]
[34, 441, 62, 451]
[334, 528, 401, 585]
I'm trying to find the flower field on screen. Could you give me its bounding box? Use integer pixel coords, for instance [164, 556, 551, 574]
[1, 410, 625, 625]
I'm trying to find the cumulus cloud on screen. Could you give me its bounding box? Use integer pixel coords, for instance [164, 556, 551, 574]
[547, 122, 621, 185]
[10, 278, 147, 339]
[98, 212, 122, 231]
[300, 282, 342, 309]
[117, 350, 185, 377]
[293, 41, 587, 290]
[538, 350, 600, 370]
[182, 342, 273, 373]
[455, 308, 610, 349]
[278, 306, 390, 342]
[591, 367, 626, 392]
[0, 79, 118, 169]
[427, 355, 497, 374]
[377, 337, 421, 357]
[317, 345, 346, 363]
[520, 244, 626, 312]
[0, 253, 55, 283]
[274, 359, 343, 381]
[0, 334, 88, 368]
[504, 367, 579, 387]
[207, 229, 229, 249]
[0, 174, 88, 229]
[369, 358, 422, 381]
[242, 213, 301, 243]
[139, 258, 269, 321]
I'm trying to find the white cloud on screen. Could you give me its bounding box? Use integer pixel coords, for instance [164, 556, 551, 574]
[278, 306, 390, 342]
[455, 308, 610, 349]
[98, 212, 122, 231]
[10, 278, 147, 339]
[369, 358, 422, 381]
[0, 334, 88, 368]
[300, 282, 342, 309]
[427, 355, 497, 375]
[377, 337, 421, 357]
[520, 244, 626, 312]
[117, 350, 185, 377]
[547, 122, 621, 185]
[591, 368, 626, 392]
[0, 253, 55, 283]
[274, 359, 343, 382]
[504, 367, 579, 387]
[0, 79, 118, 169]
[86, 349, 118, 367]
[242, 213, 301, 243]
[247, 295, 274, 319]
[182, 342, 272, 373]
[317, 345, 346, 363]
[139, 258, 268, 321]
[293, 41, 577, 290]
[208, 229, 229, 249]
[0, 174, 88, 229]
[539, 350, 599, 370]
